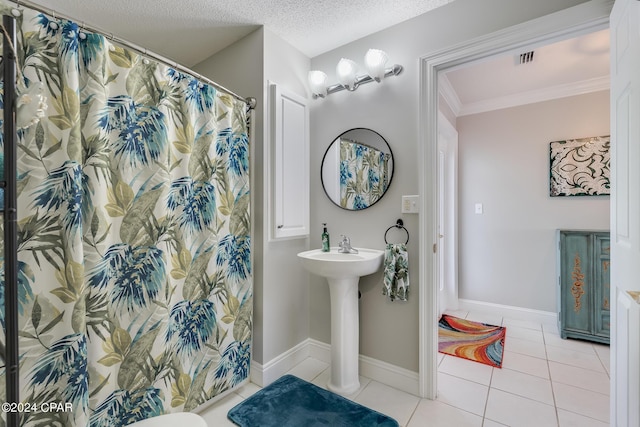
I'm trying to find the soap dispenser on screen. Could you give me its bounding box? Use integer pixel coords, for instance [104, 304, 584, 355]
[321, 223, 330, 252]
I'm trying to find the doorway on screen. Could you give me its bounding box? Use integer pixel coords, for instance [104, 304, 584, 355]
[417, 3, 611, 400]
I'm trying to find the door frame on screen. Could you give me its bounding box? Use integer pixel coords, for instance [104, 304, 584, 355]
[417, 1, 613, 398]
[437, 112, 458, 317]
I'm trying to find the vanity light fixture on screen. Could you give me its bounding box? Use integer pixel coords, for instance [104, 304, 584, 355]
[308, 49, 403, 99]
[336, 58, 359, 90]
[364, 49, 388, 81]
[308, 70, 329, 97]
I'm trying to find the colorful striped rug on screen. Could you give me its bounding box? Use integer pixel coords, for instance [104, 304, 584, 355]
[438, 314, 506, 368]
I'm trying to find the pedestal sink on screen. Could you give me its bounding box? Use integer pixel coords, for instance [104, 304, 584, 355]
[297, 247, 384, 395]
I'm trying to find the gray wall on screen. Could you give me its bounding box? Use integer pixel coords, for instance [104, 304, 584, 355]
[261, 30, 311, 364]
[195, 0, 602, 374]
[309, 0, 593, 372]
[193, 28, 311, 366]
[457, 91, 610, 312]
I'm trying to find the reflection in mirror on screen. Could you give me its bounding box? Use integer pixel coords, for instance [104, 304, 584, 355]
[321, 128, 394, 210]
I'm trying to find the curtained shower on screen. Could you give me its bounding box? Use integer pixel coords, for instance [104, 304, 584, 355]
[0, 2, 253, 426]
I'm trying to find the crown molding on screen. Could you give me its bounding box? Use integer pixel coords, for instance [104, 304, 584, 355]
[438, 74, 462, 116]
[457, 75, 610, 116]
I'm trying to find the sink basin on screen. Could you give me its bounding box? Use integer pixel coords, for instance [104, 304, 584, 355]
[297, 247, 384, 395]
[297, 248, 384, 279]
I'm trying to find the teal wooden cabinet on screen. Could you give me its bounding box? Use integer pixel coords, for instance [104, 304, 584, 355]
[557, 230, 610, 345]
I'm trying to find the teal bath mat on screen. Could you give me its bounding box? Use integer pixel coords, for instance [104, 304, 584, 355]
[227, 374, 399, 427]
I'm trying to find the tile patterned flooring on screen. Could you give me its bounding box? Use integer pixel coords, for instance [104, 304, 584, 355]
[198, 310, 611, 426]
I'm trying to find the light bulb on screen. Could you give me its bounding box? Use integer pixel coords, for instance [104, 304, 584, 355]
[336, 58, 358, 90]
[308, 70, 328, 97]
[364, 49, 388, 82]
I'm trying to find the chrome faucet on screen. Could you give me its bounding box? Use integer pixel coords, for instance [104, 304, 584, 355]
[338, 235, 359, 254]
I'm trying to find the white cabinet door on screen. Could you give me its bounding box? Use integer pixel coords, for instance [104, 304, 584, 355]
[610, 0, 640, 425]
[268, 82, 309, 240]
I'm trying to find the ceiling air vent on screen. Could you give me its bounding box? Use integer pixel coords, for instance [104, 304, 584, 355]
[517, 50, 535, 65]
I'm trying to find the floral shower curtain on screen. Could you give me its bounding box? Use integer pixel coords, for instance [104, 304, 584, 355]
[339, 139, 389, 210]
[0, 4, 252, 427]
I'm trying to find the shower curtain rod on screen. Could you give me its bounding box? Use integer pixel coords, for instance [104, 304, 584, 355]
[7, 0, 257, 110]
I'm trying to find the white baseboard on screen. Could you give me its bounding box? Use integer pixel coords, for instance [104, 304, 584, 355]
[250, 339, 310, 387]
[252, 300, 551, 396]
[457, 298, 557, 325]
[307, 339, 419, 395]
[253, 339, 419, 396]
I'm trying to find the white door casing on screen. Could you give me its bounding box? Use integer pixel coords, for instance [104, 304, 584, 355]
[437, 113, 459, 316]
[610, 0, 640, 424]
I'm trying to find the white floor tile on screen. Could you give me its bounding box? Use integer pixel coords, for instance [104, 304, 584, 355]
[553, 382, 609, 423]
[310, 367, 331, 389]
[557, 408, 610, 427]
[491, 368, 554, 405]
[549, 361, 610, 395]
[407, 400, 482, 427]
[502, 317, 543, 331]
[234, 381, 262, 399]
[485, 388, 557, 427]
[285, 357, 329, 381]
[546, 346, 606, 372]
[542, 323, 561, 336]
[544, 332, 599, 354]
[506, 336, 547, 359]
[354, 381, 421, 427]
[465, 312, 504, 327]
[541, 321, 559, 334]
[593, 344, 611, 374]
[437, 372, 489, 416]
[438, 355, 494, 386]
[309, 368, 370, 399]
[506, 325, 544, 343]
[483, 419, 510, 427]
[501, 350, 549, 379]
[213, 308, 612, 427]
[197, 392, 244, 427]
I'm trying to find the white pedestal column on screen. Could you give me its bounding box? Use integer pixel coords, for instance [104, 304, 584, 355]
[326, 277, 360, 395]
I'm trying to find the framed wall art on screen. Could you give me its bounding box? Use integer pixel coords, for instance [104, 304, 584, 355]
[549, 135, 610, 197]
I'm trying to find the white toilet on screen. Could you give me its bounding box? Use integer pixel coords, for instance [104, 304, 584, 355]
[126, 412, 208, 427]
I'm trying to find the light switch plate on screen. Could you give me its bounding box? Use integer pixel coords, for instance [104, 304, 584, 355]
[475, 203, 483, 214]
[402, 195, 419, 214]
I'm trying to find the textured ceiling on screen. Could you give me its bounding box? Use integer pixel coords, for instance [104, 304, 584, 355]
[27, 0, 455, 66]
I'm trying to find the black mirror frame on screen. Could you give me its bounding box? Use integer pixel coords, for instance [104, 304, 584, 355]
[320, 127, 394, 211]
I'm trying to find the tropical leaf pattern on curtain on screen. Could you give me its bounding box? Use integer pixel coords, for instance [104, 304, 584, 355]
[339, 139, 389, 210]
[0, 4, 252, 427]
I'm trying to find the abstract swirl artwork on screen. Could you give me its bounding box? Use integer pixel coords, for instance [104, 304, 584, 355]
[549, 135, 610, 196]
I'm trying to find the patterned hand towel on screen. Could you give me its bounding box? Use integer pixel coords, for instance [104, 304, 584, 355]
[383, 243, 409, 301]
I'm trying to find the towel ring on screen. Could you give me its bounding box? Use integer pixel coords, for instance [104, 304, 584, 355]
[384, 219, 409, 244]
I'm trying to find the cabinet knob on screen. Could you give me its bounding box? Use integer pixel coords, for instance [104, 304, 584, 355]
[277, 225, 283, 229]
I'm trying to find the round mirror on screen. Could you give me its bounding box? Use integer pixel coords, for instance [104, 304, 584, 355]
[321, 128, 394, 210]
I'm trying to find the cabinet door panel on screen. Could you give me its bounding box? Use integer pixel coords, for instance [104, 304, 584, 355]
[560, 233, 593, 336]
[269, 83, 309, 240]
[595, 236, 611, 337]
[596, 312, 611, 338]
